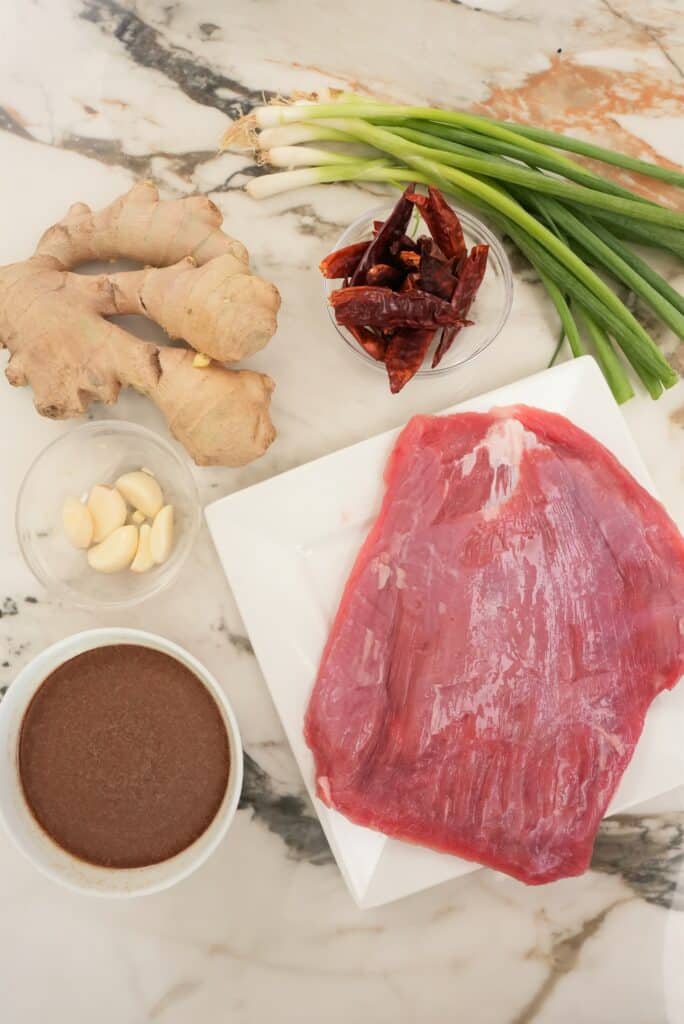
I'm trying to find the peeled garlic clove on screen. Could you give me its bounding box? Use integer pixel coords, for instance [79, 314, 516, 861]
[87, 525, 139, 574]
[87, 484, 127, 543]
[130, 510, 146, 526]
[115, 470, 164, 519]
[62, 496, 93, 549]
[150, 505, 174, 565]
[130, 523, 154, 574]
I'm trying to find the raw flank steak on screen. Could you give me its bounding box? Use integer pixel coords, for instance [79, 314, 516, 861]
[304, 407, 684, 884]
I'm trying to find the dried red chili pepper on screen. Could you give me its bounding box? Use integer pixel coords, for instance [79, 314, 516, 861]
[331, 286, 468, 329]
[348, 325, 387, 362]
[407, 188, 467, 261]
[388, 234, 418, 258]
[366, 263, 403, 288]
[453, 246, 489, 318]
[400, 272, 420, 292]
[432, 243, 489, 367]
[452, 253, 466, 278]
[319, 240, 370, 279]
[384, 327, 435, 393]
[396, 250, 421, 270]
[351, 184, 415, 285]
[419, 252, 458, 301]
[374, 219, 418, 255]
[322, 187, 486, 389]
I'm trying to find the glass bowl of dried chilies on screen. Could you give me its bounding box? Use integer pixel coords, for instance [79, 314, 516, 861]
[321, 186, 513, 392]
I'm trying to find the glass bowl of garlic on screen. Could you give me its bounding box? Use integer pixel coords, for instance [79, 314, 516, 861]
[16, 421, 201, 610]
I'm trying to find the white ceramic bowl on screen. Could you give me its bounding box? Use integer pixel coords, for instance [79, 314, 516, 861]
[0, 628, 243, 897]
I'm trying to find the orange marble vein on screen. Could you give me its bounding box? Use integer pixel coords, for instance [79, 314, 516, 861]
[475, 55, 684, 210]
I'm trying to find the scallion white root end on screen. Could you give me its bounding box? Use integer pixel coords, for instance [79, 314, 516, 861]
[253, 104, 304, 128]
[220, 114, 258, 152]
[257, 124, 329, 148]
[264, 145, 365, 168]
[246, 168, 322, 198]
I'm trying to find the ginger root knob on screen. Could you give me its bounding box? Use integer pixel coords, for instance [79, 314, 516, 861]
[0, 182, 280, 467]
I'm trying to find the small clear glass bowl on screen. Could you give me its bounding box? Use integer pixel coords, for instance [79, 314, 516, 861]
[16, 421, 201, 610]
[323, 202, 513, 378]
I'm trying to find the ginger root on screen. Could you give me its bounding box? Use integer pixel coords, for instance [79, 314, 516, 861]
[0, 182, 280, 466]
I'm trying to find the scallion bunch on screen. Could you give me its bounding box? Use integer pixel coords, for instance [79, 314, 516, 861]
[225, 98, 684, 403]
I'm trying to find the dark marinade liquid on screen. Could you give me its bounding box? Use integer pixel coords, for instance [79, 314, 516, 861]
[18, 644, 230, 868]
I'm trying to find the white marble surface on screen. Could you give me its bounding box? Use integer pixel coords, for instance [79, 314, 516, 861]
[1, 1, 684, 1021]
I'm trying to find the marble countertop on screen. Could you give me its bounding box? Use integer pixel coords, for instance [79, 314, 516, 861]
[2, 1, 684, 1021]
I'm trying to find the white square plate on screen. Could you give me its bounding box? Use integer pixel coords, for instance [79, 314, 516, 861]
[206, 357, 684, 907]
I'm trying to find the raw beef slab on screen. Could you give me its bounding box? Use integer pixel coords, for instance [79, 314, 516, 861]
[304, 406, 684, 884]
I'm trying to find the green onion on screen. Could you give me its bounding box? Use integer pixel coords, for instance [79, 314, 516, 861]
[528, 196, 684, 339]
[582, 216, 684, 317]
[548, 324, 567, 367]
[275, 114, 684, 230]
[540, 276, 584, 360]
[309, 118, 678, 363]
[485, 118, 684, 188]
[379, 120, 656, 206]
[255, 101, 684, 189]
[574, 307, 634, 404]
[580, 209, 684, 261]
[499, 221, 671, 387]
[493, 220, 675, 386]
[235, 98, 684, 401]
[246, 160, 396, 198]
[266, 145, 377, 168]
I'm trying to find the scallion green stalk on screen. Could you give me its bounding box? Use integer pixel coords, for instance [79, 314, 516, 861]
[245, 160, 395, 198]
[539, 276, 584, 360]
[485, 118, 684, 188]
[379, 120, 655, 206]
[254, 102, 684, 188]
[528, 195, 684, 339]
[503, 222, 672, 393]
[574, 209, 684, 260]
[319, 122, 684, 230]
[582, 216, 684, 317]
[575, 307, 635, 404]
[265, 145, 376, 168]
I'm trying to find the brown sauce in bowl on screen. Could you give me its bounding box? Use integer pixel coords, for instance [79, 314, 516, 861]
[18, 644, 230, 869]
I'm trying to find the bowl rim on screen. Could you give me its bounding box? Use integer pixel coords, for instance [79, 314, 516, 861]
[322, 201, 514, 377]
[15, 419, 201, 611]
[0, 628, 244, 898]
